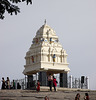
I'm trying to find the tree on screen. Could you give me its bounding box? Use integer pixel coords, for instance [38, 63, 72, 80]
[0, 0, 32, 19]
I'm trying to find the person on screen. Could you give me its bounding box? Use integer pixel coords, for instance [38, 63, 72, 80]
[6, 77, 10, 89]
[37, 80, 40, 92]
[1, 77, 6, 89]
[75, 93, 80, 100]
[12, 80, 15, 89]
[84, 93, 89, 100]
[48, 74, 53, 91]
[53, 76, 57, 91]
[44, 96, 49, 100]
[17, 82, 21, 89]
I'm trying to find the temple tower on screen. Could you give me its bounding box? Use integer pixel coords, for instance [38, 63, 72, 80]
[23, 21, 70, 88]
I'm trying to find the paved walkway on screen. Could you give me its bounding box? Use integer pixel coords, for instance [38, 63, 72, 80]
[0, 87, 96, 100]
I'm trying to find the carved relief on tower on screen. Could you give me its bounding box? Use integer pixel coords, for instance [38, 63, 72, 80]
[60, 49, 64, 63]
[48, 54, 50, 62]
[41, 48, 44, 61]
[26, 57, 30, 65]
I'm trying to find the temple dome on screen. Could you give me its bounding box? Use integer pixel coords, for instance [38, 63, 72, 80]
[35, 23, 58, 39]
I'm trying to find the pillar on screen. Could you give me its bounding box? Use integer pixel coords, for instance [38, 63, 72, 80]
[25, 75, 27, 89]
[75, 78, 78, 88]
[69, 75, 72, 88]
[60, 73, 67, 87]
[39, 72, 47, 86]
[81, 76, 84, 89]
[86, 76, 89, 89]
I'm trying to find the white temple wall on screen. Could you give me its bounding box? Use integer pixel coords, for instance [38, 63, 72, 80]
[26, 58, 28, 65]
[34, 55, 36, 63]
[45, 55, 48, 62]
[38, 54, 41, 62]
[41, 54, 44, 61]
[62, 56, 65, 63]
[36, 55, 38, 62]
[30, 57, 32, 64]
[26, 57, 29, 64]
[28, 57, 30, 64]
[25, 52, 67, 65]
[64, 56, 67, 63]
[58, 56, 61, 63]
[57, 56, 60, 63]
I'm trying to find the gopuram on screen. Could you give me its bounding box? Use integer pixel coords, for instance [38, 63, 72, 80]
[23, 21, 70, 89]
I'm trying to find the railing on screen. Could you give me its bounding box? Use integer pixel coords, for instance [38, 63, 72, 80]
[12, 75, 89, 90]
[68, 75, 89, 89]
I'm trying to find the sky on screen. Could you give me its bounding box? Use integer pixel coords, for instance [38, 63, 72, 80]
[0, 0, 96, 90]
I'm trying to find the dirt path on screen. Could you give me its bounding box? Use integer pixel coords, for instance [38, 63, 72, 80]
[0, 89, 96, 100]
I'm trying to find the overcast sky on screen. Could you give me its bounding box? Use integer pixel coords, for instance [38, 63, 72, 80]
[0, 0, 96, 90]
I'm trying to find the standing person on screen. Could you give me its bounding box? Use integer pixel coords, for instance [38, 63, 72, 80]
[37, 80, 40, 92]
[75, 93, 80, 100]
[48, 74, 53, 91]
[17, 82, 21, 89]
[1, 77, 6, 89]
[84, 93, 89, 100]
[12, 80, 15, 89]
[53, 76, 57, 91]
[6, 77, 10, 89]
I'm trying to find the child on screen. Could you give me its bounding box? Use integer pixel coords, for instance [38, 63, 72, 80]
[75, 93, 80, 100]
[37, 80, 40, 92]
[44, 96, 49, 100]
[84, 93, 89, 100]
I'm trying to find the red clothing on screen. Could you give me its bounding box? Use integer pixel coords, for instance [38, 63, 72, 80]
[86, 96, 89, 100]
[53, 78, 57, 86]
[37, 82, 40, 91]
[84, 96, 89, 100]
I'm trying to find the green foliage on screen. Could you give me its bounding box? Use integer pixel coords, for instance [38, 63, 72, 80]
[0, 0, 32, 19]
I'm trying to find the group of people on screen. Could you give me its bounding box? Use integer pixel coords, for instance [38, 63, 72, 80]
[75, 93, 89, 100]
[1, 77, 16, 89]
[44, 93, 89, 100]
[36, 74, 57, 92]
[1, 76, 89, 100]
[1, 77, 10, 89]
[48, 74, 57, 92]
